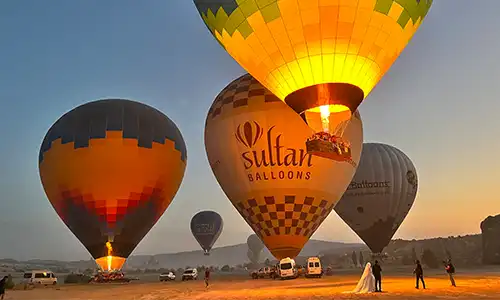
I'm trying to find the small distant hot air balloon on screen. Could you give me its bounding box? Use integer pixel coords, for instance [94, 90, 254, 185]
[247, 234, 264, 264]
[247, 248, 256, 264]
[335, 143, 418, 254]
[39, 99, 187, 271]
[247, 234, 264, 256]
[194, 0, 432, 162]
[204, 74, 363, 260]
[190, 210, 224, 255]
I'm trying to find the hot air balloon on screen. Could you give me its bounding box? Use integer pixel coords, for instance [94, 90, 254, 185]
[247, 234, 264, 264]
[334, 143, 418, 254]
[190, 210, 224, 255]
[247, 234, 264, 256]
[247, 248, 258, 265]
[194, 0, 432, 162]
[204, 73, 363, 259]
[39, 99, 187, 271]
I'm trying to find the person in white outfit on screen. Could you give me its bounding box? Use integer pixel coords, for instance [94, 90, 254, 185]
[344, 262, 376, 294]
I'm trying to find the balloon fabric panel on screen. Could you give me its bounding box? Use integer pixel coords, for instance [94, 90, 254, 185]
[207, 74, 281, 121]
[194, 0, 433, 101]
[39, 99, 187, 265]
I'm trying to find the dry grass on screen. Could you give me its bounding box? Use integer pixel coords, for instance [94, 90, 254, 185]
[4, 272, 500, 300]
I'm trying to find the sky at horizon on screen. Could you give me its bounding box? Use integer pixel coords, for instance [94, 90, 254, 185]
[1, 1, 499, 261]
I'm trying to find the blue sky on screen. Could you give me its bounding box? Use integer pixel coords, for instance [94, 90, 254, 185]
[0, 1, 499, 260]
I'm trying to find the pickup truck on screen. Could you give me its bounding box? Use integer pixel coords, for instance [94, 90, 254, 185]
[159, 272, 176, 281]
[250, 267, 278, 279]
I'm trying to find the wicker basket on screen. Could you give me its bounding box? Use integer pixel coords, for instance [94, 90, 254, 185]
[306, 139, 352, 162]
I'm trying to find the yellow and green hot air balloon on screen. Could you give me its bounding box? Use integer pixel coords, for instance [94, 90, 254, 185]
[194, 0, 432, 162]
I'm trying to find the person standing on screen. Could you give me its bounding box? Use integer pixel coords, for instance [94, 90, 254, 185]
[413, 260, 426, 289]
[204, 268, 210, 288]
[0, 276, 8, 300]
[445, 259, 456, 287]
[372, 260, 382, 292]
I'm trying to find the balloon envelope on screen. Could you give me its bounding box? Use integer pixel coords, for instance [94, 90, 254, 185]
[334, 143, 418, 253]
[194, 0, 433, 111]
[190, 210, 224, 254]
[39, 99, 187, 271]
[204, 74, 363, 259]
[247, 248, 258, 264]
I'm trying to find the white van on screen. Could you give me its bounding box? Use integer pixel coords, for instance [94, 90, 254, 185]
[305, 257, 322, 278]
[23, 270, 58, 285]
[279, 257, 298, 279]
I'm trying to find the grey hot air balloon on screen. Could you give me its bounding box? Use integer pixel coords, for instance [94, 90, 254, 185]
[247, 248, 257, 264]
[190, 211, 224, 255]
[334, 143, 418, 254]
[247, 234, 264, 263]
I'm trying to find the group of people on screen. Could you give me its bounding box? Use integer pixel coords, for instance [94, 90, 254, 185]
[348, 259, 457, 294]
[306, 132, 351, 155]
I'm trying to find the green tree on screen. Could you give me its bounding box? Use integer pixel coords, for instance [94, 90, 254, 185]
[264, 258, 271, 266]
[5, 275, 14, 289]
[421, 248, 439, 269]
[411, 247, 418, 262]
[445, 248, 452, 260]
[351, 251, 357, 266]
[402, 254, 413, 265]
[221, 265, 230, 272]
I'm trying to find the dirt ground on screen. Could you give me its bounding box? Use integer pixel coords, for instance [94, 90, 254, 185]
[5, 272, 500, 300]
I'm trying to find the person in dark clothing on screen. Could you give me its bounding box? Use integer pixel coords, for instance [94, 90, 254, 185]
[445, 259, 456, 287]
[0, 276, 8, 300]
[204, 268, 210, 288]
[372, 260, 382, 292]
[413, 260, 426, 289]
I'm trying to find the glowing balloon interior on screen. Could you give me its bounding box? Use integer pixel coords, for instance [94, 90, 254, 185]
[335, 142, 418, 254]
[204, 74, 363, 259]
[194, 0, 432, 160]
[39, 99, 187, 271]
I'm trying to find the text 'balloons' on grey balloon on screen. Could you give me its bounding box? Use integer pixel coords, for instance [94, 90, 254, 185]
[190, 211, 224, 255]
[334, 143, 418, 254]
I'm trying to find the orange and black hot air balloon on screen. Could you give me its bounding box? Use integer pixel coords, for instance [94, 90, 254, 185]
[38, 99, 187, 271]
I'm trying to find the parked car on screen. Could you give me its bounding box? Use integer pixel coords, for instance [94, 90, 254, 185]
[279, 257, 298, 279]
[181, 268, 198, 281]
[250, 267, 278, 279]
[23, 270, 58, 285]
[159, 271, 176, 281]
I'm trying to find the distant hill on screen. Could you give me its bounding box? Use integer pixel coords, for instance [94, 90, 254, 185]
[320, 234, 482, 268]
[0, 234, 486, 272]
[124, 239, 363, 269]
[385, 234, 482, 266]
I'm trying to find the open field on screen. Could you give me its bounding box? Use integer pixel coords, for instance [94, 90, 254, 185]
[4, 269, 500, 300]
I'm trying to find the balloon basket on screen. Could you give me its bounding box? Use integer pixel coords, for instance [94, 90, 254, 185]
[204, 252, 210, 256]
[306, 135, 356, 167]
